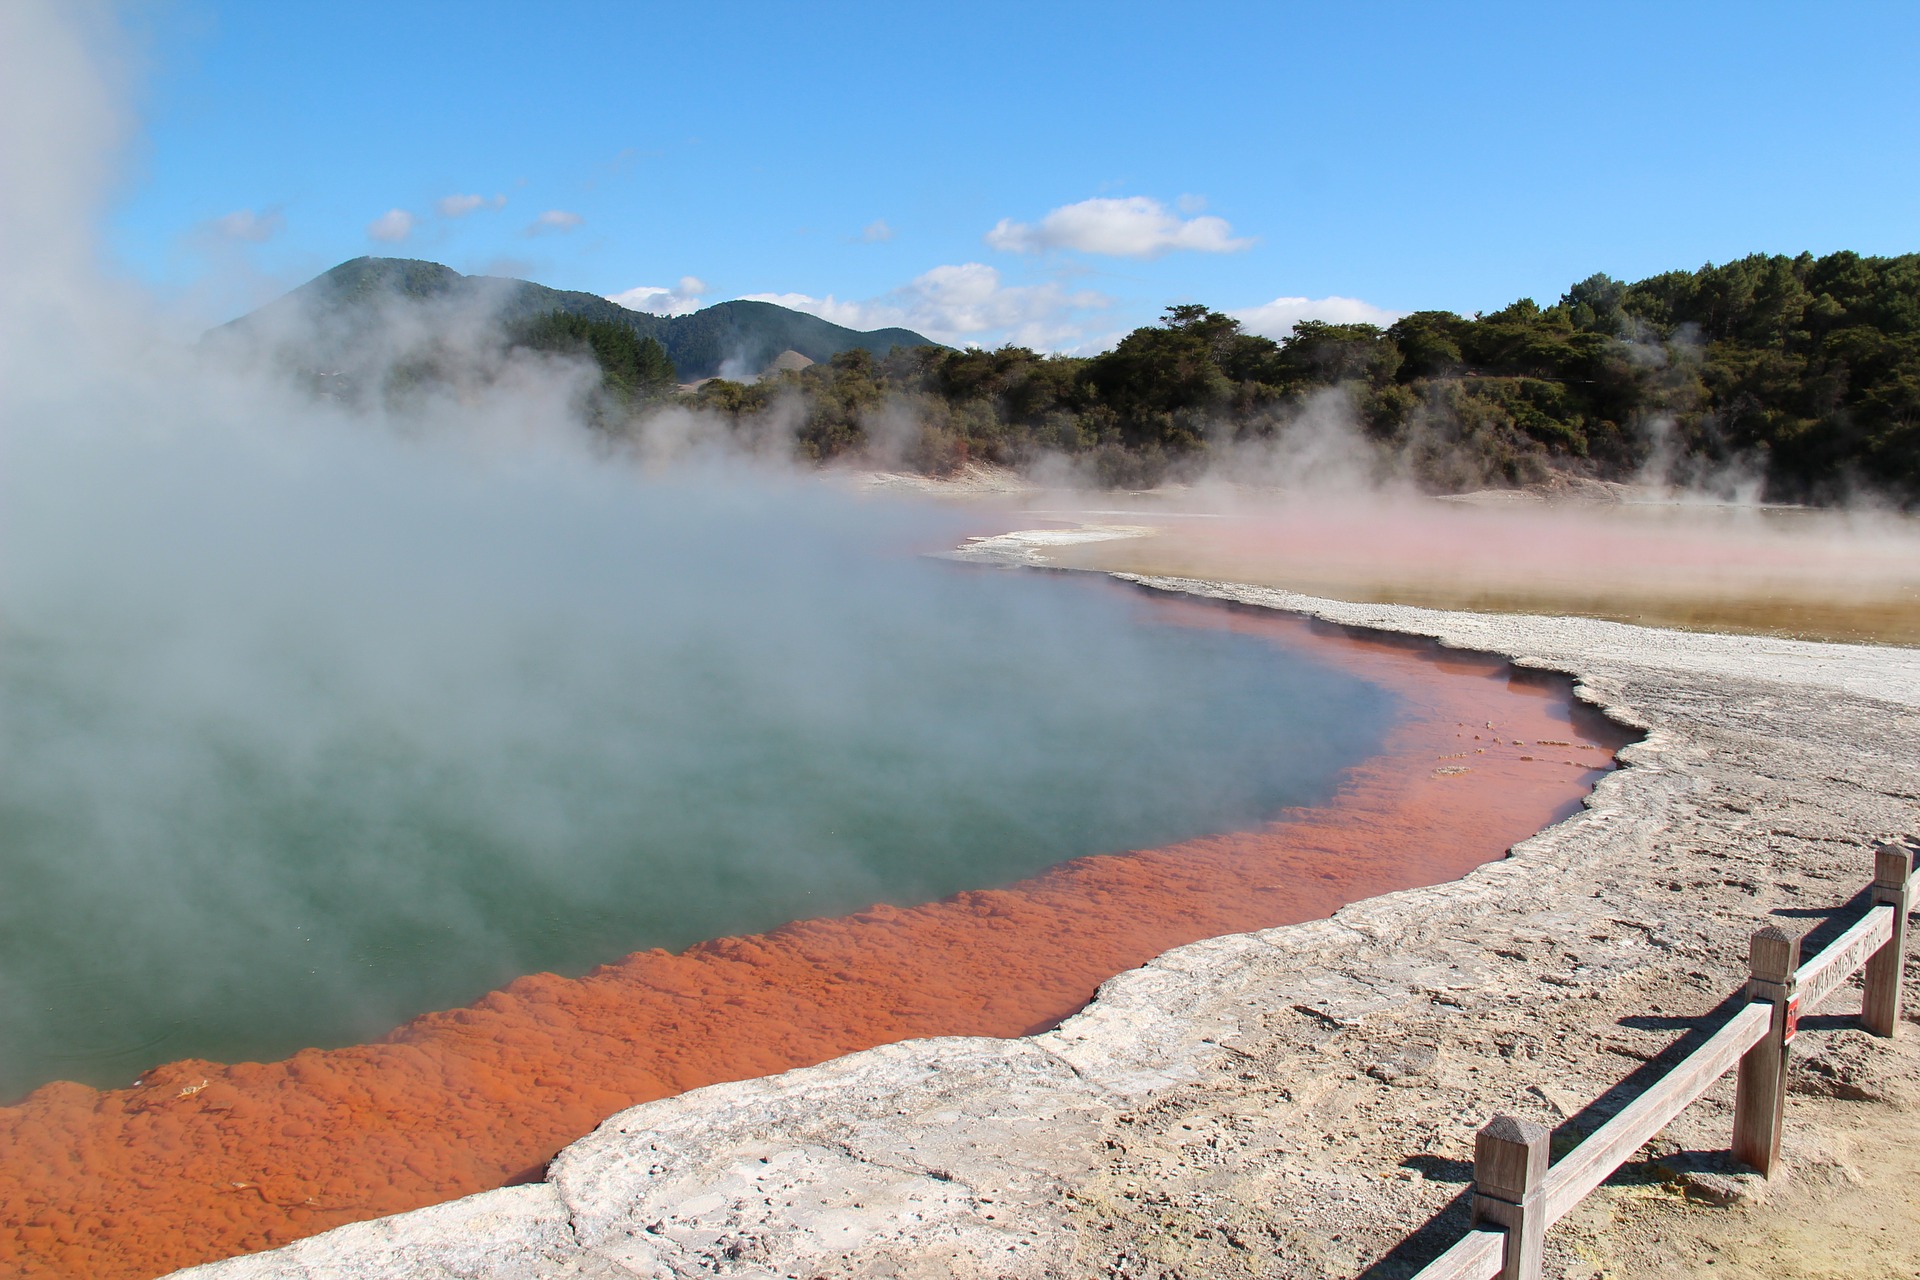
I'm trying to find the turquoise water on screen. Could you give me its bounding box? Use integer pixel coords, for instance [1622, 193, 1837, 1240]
[0, 464, 1399, 1100]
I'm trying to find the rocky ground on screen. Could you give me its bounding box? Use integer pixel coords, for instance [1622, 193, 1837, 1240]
[176, 567, 1920, 1280]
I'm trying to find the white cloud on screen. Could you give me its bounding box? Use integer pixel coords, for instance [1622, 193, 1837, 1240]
[984, 196, 1253, 259]
[366, 208, 415, 243]
[907, 264, 1103, 343]
[607, 275, 708, 317]
[1231, 295, 1405, 339]
[436, 192, 506, 218]
[208, 207, 283, 243]
[741, 262, 1109, 351]
[739, 291, 875, 331]
[859, 218, 893, 243]
[525, 209, 583, 235]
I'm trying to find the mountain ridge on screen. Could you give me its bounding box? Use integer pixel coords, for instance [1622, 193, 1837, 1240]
[217, 257, 938, 382]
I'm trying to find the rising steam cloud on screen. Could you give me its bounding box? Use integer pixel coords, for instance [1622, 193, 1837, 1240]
[0, 1, 1405, 1100]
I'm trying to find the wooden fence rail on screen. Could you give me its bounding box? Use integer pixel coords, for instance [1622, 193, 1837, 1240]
[1406, 839, 1915, 1280]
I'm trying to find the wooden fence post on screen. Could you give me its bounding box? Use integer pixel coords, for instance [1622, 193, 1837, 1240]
[1863, 841, 1914, 1037]
[1732, 925, 1799, 1175]
[1470, 1115, 1550, 1280]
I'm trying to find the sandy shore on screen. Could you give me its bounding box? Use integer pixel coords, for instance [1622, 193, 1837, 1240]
[170, 542, 1920, 1280]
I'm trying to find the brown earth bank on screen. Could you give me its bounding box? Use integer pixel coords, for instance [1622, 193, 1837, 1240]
[0, 594, 1624, 1280]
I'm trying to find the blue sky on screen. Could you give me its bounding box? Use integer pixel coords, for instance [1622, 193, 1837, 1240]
[105, 0, 1920, 350]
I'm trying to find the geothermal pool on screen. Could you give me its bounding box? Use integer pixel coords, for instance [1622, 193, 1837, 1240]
[0, 561, 1398, 1102]
[0, 461, 1625, 1280]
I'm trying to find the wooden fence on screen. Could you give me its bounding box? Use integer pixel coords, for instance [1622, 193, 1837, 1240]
[1409, 839, 1915, 1280]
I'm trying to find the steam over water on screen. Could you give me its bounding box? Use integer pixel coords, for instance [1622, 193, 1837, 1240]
[0, 430, 1397, 1101]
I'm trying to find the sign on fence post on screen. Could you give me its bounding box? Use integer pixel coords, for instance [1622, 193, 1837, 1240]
[1732, 925, 1799, 1175]
[1863, 841, 1914, 1038]
[1470, 1115, 1550, 1280]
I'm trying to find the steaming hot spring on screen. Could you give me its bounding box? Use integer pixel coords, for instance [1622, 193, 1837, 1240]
[0, 423, 1625, 1279]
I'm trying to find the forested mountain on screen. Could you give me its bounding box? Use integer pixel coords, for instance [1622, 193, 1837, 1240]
[214, 257, 934, 382]
[688, 251, 1918, 502]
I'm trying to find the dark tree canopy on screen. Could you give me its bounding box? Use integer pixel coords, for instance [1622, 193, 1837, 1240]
[749, 252, 1918, 501]
[510, 311, 677, 402]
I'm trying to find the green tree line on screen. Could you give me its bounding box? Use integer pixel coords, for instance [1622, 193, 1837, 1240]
[666, 251, 1919, 503]
[510, 311, 676, 423]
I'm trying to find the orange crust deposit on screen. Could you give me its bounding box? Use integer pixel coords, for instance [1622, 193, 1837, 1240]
[0, 595, 1628, 1279]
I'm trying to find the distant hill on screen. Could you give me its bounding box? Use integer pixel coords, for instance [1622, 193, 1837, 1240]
[215, 257, 938, 381]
